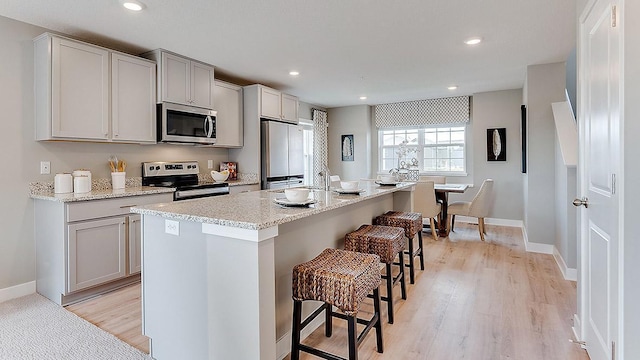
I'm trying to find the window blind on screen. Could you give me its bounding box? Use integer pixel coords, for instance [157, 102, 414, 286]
[374, 96, 470, 128]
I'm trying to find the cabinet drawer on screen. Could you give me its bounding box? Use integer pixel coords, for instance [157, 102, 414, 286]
[67, 193, 173, 222]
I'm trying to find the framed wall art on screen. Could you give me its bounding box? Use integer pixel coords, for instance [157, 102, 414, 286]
[487, 128, 506, 161]
[341, 135, 354, 161]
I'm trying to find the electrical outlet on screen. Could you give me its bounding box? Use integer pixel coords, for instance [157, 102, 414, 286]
[40, 161, 50, 175]
[207, 160, 214, 169]
[165, 220, 180, 236]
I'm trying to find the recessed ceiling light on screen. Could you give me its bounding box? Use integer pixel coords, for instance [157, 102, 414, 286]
[359, 96, 367, 100]
[464, 37, 482, 45]
[289, 71, 300, 76]
[122, 1, 145, 11]
[448, 85, 458, 90]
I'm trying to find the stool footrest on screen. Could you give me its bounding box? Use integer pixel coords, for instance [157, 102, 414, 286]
[299, 344, 345, 360]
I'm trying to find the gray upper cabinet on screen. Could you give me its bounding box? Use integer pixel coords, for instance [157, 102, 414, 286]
[111, 53, 156, 143]
[144, 50, 215, 109]
[258, 85, 299, 123]
[35, 34, 110, 140]
[34, 33, 156, 144]
[213, 80, 243, 148]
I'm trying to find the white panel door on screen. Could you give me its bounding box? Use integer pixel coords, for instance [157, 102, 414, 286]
[190, 61, 215, 109]
[128, 214, 142, 275]
[111, 53, 156, 143]
[51, 37, 109, 139]
[162, 52, 190, 105]
[578, 1, 620, 359]
[260, 87, 282, 120]
[281, 93, 299, 123]
[67, 217, 126, 292]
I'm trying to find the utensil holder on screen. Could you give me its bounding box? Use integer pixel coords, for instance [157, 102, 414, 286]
[111, 172, 126, 190]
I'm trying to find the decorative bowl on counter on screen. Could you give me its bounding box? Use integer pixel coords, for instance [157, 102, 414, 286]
[211, 170, 229, 182]
[284, 188, 310, 203]
[379, 174, 396, 183]
[340, 181, 359, 190]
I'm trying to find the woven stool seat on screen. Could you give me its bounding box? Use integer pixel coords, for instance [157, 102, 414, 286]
[375, 211, 425, 284]
[374, 211, 422, 239]
[291, 248, 384, 360]
[345, 224, 405, 264]
[292, 248, 381, 316]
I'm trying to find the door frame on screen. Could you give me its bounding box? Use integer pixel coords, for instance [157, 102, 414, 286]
[577, 0, 625, 358]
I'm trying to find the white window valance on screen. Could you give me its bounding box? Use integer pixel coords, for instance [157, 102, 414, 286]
[374, 96, 470, 128]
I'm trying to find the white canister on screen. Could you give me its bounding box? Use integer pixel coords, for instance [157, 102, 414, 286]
[72, 170, 92, 191]
[73, 175, 91, 194]
[111, 172, 126, 190]
[54, 173, 73, 194]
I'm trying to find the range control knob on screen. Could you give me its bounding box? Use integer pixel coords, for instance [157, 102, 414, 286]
[149, 166, 154, 171]
[155, 166, 160, 170]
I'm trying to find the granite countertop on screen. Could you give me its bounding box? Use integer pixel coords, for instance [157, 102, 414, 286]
[30, 186, 176, 202]
[131, 181, 415, 230]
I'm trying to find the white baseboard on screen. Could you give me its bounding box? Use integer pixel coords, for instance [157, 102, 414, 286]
[454, 216, 523, 228]
[276, 307, 326, 360]
[572, 314, 582, 342]
[0, 281, 36, 303]
[553, 246, 578, 281]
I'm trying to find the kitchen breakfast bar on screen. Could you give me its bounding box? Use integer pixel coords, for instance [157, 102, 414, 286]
[131, 182, 415, 360]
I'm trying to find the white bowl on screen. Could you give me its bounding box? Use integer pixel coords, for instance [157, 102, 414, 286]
[340, 181, 359, 190]
[379, 175, 395, 183]
[284, 188, 310, 202]
[211, 170, 229, 182]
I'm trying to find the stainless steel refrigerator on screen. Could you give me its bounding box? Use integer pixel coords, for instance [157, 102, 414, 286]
[261, 119, 304, 189]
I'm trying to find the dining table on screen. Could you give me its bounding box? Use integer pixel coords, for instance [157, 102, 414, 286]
[433, 183, 469, 236]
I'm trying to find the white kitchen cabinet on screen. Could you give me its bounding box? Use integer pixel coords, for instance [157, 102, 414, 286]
[213, 80, 243, 148]
[281, 93, 299, 123]
[34, 192, 173, 305]
[111, 53, 156, 143]
[143, 50, 215, 109]
[35, 34, 109, 140]
[67, 217, 126, 292]
[34, 33, 156, 144]
[258, 85, 299, 123]
[128, 214, 142, 275]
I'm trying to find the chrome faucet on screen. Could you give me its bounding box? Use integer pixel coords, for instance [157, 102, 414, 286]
[322, 165, 331, 191]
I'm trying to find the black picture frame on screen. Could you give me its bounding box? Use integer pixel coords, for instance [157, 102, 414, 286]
[521, 105, 527, 173]
[487, 128, 507, 161]
[341, 134, 354, 161]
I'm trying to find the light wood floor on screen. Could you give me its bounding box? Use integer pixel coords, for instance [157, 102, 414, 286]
[66, 223, 589, 359]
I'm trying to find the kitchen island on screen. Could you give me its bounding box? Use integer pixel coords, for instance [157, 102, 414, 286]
[131, 181, 415, 360]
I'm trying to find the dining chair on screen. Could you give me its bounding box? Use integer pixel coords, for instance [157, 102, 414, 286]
[413, 181, 441, 240]
[418, 175, 446, 184]
[447, 179, 494, 241]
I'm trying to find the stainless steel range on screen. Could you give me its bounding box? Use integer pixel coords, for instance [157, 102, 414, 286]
[142, 161, 229, 201]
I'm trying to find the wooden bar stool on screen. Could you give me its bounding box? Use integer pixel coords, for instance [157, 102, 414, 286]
[344, 224, 406, 324]
[291, 248, 383, 360]
[374, 211, 424, 284]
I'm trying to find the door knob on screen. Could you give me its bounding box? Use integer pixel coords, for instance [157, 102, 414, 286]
[572, 197, 589, 208]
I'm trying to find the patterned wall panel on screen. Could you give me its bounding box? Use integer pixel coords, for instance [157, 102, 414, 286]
[374, 96, 470, 128]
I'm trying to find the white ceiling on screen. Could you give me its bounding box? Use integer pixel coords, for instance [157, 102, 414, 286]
[0, 0, 576, 108]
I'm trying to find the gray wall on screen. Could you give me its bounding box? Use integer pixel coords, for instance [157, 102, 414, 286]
[622, 1, 640, 356]
[554, 134, 577, 269]
[0, 15, 230, 290]
[332, 89, 525, 221]
[327, 105, 372, 181]
[523, 62, 566, 245]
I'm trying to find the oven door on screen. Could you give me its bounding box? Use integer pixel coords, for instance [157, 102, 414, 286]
[160, 103, 216, 145]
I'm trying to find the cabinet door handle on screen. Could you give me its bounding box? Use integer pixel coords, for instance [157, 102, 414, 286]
[120, 204, 137, 208]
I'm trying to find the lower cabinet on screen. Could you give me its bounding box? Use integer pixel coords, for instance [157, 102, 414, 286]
[67, 217, 127, 292]
[34, 192, 173, 305]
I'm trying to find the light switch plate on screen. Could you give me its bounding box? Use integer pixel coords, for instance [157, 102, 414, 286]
[165, 220, 180, 236]
[40, 161, 50, 175]
[207, 160, 213, 169]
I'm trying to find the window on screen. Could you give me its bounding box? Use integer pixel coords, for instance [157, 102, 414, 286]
[378, 125, 466, 174]
[299, 120, 314, 186]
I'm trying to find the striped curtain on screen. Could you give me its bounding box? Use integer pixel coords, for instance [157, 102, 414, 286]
[312, 109, 328, 187]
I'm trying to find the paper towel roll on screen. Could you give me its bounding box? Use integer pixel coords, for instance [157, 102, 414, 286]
[54, 173, 73, 194]
[73, 175, 91, 194]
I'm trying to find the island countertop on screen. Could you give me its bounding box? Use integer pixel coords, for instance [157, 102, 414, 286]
[131, 181, 414, 230]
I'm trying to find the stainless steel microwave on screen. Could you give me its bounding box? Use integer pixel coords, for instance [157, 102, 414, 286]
[158, 102, 216, 145]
